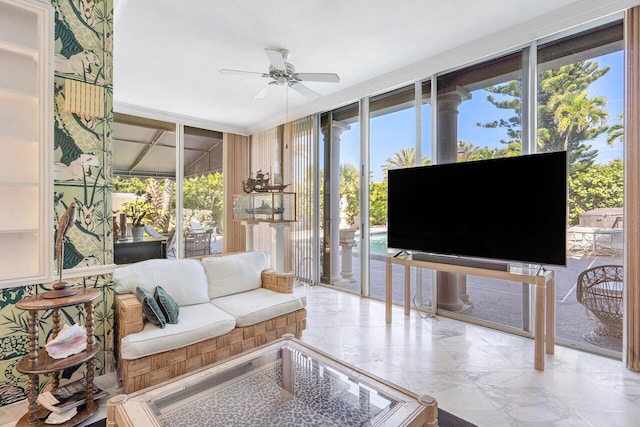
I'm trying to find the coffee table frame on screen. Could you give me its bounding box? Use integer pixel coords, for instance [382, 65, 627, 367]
[107, 335, 437, 427]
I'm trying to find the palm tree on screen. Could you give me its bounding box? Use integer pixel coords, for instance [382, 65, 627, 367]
[456, 141, 481, 162]
[607, 112, 624, 145]
[381, 147, 430, 181]
[553, 91, 608, 151]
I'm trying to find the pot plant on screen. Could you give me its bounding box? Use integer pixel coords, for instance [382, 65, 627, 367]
[120, 192, 154, 241]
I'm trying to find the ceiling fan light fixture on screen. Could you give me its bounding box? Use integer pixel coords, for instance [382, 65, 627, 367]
[220, 47, 339, 99]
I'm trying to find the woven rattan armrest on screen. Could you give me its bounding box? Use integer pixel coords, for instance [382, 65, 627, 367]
[115, 293, 144, 339]
[261, 270, 294, 294]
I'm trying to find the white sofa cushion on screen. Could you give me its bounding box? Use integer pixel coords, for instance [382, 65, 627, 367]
[211, 287, 306, 327]
[120, 302, 236, 360]
[113, 259, 209, 306]
[202, 251, 271, 299]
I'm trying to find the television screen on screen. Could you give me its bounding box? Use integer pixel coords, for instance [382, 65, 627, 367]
[387, 151, 567, 266]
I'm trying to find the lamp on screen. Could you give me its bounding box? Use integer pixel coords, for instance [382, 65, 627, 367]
[63, 79, 105, 117]
[43, 202, 78, 298]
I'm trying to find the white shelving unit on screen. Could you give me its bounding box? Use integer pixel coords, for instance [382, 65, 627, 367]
[0, 0, 53, 286]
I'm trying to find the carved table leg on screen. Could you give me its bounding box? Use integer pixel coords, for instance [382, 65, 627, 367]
[26, 374, 39, 425]
[25, 310, 39, 425]
[51, 307, 60, 389]
[85, 301, 96, 403]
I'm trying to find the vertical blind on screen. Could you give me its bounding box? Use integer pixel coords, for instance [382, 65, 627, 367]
[249, 116, 315, 283]
[289, 116, 315, 283]
[249, 127, 279, 252]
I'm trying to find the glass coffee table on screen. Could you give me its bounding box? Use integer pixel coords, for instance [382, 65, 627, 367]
[107, 335, 437, 426]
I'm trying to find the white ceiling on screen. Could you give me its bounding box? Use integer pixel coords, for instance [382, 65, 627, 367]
[113, 0, 632, 136]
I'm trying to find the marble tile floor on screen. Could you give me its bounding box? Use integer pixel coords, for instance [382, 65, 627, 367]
[3, 283, 640, 426]
[299, 285, 640, 426]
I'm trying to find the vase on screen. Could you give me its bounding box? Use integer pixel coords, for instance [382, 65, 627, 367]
[132, 226, 144, 241]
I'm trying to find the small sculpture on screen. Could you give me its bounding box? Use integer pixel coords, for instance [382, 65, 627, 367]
[243, 170, 289, 193]
[44, 202, 78, 298]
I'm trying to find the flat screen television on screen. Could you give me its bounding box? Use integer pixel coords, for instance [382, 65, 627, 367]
[387, 151, 567, 266]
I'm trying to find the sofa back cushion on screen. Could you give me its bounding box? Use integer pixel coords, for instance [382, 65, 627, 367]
[202, 251, 271, 299]
[113, 259, 209, 306]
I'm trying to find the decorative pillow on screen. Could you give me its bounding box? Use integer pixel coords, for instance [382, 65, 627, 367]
[155, 286, 179, 324]
[136, 287, 166, 328]
[202, 251, 271, 299]
[113, 259, 210, 306]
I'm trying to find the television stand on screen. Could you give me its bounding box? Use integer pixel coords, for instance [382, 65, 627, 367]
[385, 256, 555, 371]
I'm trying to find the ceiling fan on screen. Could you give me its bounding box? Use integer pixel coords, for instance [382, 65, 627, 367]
[220, 48, 340, 100]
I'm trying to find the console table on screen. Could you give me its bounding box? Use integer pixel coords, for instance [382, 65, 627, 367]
[385, 256, 555, 371]
[114, 237, 166, 264]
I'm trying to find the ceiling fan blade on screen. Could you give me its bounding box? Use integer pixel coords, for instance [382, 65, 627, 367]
[220, 69, 264, 76]
[265, 48, 286, 70]
[296, 73, 340, 83]
[255, 81, 278, 99]
[290, 81, 319, 99]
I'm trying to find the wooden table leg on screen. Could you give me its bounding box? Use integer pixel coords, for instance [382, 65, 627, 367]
[386, 257, 392, 324]
[546, 271, 556, 354]
[404, 265, 410, 316]
[106, 394, 128, 427]
[534, 283, 545, 371]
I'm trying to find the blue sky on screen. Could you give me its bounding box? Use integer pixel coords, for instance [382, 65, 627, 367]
[339, 50, 624, 182]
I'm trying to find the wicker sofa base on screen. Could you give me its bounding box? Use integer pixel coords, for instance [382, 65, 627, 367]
[118, 308, 307, 394]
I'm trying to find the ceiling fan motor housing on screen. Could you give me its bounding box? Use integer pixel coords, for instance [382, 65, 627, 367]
[269, 62, 298, 84]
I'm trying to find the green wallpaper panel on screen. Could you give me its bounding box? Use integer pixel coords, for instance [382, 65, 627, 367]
[0, 0, 114, 408]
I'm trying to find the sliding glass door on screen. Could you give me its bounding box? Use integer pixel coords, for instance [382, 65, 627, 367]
[538, 21, 624, 354]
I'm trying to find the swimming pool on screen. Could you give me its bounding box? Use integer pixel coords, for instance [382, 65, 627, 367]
[355, 230, 392, 253]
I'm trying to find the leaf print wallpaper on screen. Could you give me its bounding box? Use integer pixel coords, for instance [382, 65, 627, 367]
[0, 0, 114, 408]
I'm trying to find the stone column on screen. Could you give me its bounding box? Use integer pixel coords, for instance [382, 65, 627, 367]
[437, 87, 471, 312]
[269, 222, 290, 272]
[322, 120, 351, 286]
[240, 220, 258, 251]
[340, 228, 357, 283]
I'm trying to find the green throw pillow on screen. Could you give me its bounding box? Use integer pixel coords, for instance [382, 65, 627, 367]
[155, 286, 179, 324]
[136, 287, 166, 328]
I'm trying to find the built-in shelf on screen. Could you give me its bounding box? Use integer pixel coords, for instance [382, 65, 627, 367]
[0, 39, 38, 58]
[0, 182, 39, 187]
[0, 0, 52, 287]
[0, 228, 38, 234]
[0, 86, 37, 99]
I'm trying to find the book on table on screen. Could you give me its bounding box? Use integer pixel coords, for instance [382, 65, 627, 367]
[37, 377, 107, 413]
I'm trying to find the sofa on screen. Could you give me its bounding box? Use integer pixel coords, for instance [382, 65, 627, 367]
[113, 251, 307, 393]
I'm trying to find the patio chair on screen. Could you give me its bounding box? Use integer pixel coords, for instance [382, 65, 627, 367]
[576, 264, 623, 347]
[567, 228, 591, 254]
[184, 229, 213, 257]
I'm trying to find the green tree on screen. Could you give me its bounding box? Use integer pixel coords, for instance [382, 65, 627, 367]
[607, 112, 624, 145]
[183, 173, 223, 226]
[482, 61, 610, 174]
[113, 176, 147, 194]
[369, 181, 388, 225]
[381, 147, 431, 181]
[568, 160, 623, 225]
[340, 163, 359, 227]
[457, 141, 521, 162]
[538, 62, 610, 173]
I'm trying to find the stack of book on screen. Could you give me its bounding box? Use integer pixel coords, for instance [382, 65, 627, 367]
[37, 378, 107, 424]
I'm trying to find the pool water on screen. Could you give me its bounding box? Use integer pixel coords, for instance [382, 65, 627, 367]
[354, 230, 392, 253]
[369, 231, 389, 253]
